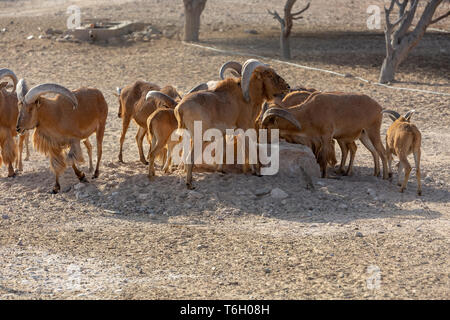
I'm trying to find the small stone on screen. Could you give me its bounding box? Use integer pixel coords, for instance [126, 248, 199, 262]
[338, 203, 348, 209]
[188, 191, 203, 199]
[197, 244, 207, 250]
[2, 214, 9, 219]
[137, 193, 148, 200]
[355, 231, 364, 237]
[74, 183, 85, 191]
[271, 188, 288, 199]
[27, 35, 34, 40]
[75, 228, 83, 232]
[264, 268, 271, 274]
[244, 29, 258, 35]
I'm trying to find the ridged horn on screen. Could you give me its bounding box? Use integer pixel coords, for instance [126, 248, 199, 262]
[382, 109, 401, 122]
[261, 107, 302, 131]
[219, 61, 242, 80]
[0, 68, 18, 93]
[241, 59, 267, 102]
[16, 79, 29, 103]
[404, 109, 415, 121]
[145, 91, 177, 108]
[187, 83, 209, 94]
[24, 83, 78, 108]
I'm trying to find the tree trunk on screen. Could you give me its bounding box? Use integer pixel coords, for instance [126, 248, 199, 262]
[183, 0, 207, 42]
[280, 33, 291, 59]
[379, 55, 397, 84]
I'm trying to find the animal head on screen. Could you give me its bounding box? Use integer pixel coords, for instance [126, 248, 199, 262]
[241, 59, 290, 102]
[16, 80, 78, 134]
[260, 106, 302, 132]
[382, 109, 415, 123]
[160, 85, 182, 102]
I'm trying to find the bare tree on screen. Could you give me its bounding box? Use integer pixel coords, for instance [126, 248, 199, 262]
[380, 0, 450, 83]
[268, 0, 310, 59]
[183, 0, 208, 42]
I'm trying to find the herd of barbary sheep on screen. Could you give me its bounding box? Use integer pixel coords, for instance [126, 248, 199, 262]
[0, 60, 422, 195]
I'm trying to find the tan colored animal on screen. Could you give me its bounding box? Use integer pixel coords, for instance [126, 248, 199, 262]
[116, 81, 181, 164]
[382, 109, 422, 195]
[16, 80, 108, 193]
[175, 59, 290, 189]
[0, 68, 29, 177]
[261, 92, 389, 179]
[116, 80, 160, 163]
[145, 91, 179, 178]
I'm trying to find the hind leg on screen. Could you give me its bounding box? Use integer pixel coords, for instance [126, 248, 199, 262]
[360, 131, 380, 177]
[118, 114, 132, 163]
[399, 154, 411, 193]
[414, 150, 422, 196]
[345, 141, 357, 176]
[366, 127, 388, 179]
[1, 134, 17, 177]
[93, 124, 105, 179]
[83, 139, 94, 173]
[136, 126, 148, 165]
[336, 139, 348, 174]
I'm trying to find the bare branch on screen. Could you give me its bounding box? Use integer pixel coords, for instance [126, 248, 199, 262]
[291, 2, 310, 17]
[268, 9, 284, 25]
[430, 10, 450, 24]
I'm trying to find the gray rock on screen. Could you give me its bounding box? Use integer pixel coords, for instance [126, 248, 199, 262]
[271, 188, 288, 199]
[355, 231, 364, 237]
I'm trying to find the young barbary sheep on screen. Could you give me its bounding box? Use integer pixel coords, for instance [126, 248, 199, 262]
[115, 81, 181, 164]
[261, 92, 389, 179]
[16, 80, 108, 193]
[175, 59, 291, 189]
[382, 109, 422, 195]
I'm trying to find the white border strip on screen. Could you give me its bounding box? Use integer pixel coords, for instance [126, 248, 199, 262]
[183, 42, 450, 97]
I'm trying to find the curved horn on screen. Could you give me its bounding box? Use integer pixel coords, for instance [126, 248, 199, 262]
[0, 68, 18, 93]
[24, 83, 78, 108]
[381, 109, 401, 122]
[187, 83, 209, 94]
[219, 61, 242, 80]
[241, 59, 267, 102]
[262, 107, 302, 131]
[404, 109, 415, 121]
[16, 79, 29, 103]
[145, 90, 177, 108]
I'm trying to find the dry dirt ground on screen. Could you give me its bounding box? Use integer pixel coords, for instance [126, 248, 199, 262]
[0, 0, 449, 299]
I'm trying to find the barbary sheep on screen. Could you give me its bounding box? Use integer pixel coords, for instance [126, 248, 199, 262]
[16, 80, 108, 193]
[261, 92, 389, 179]
[116, 81, 181, 164]
[382, 109, 422, 195]
[0, 68, 28, 176]
[175, 59, 290, 189]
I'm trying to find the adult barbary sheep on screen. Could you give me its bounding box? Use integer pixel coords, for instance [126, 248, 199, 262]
[261, 92, 389, 179]
[116, 80, 181, 164]
[16, 80, 108, 193]
[175, 59, 290, 189]
[382, 109, 422, 195]
[0, 68, 28, 177]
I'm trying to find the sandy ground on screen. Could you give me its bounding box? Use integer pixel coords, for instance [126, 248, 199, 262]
[0, 0, 449, 299]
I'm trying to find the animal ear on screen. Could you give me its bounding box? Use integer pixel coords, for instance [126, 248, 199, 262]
[404, 110, 415, 122]
[35, 99, 41, 108]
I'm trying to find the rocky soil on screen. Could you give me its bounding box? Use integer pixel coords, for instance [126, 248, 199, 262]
[0, 0, 449, 299]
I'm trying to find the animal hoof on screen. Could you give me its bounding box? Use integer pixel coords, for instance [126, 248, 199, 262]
[51, 189, 60, 194]
[140, 160, 149, 165]
[417, 191, 422, 196]
[8, 172, 16, 178]
[79, 175, 88, 183]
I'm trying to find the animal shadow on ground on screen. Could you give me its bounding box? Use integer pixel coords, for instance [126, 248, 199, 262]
[6, 161, 445, 226]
